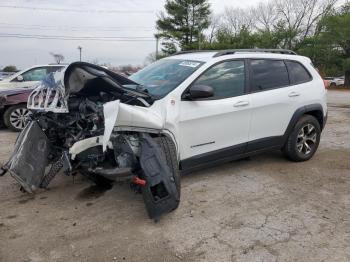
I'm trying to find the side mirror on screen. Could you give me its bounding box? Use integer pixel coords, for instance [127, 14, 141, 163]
[16, 75, 24, 82]
[187, 85, 214, 100]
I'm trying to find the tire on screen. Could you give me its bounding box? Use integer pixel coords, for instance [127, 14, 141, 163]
[3, 104, 31, 132]
[283, 115, 321, 162]
[330, 82, 336, 87]
[154, 136, 181, 199]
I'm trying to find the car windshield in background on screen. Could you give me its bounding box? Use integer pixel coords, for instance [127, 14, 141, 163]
[128, 59, 204, 98]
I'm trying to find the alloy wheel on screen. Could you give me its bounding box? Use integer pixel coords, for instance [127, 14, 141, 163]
[296, 123, 317, 155]
[9, 107, 31, 130]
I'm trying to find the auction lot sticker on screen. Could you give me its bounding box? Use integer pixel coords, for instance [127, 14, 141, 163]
[179, 61, 201, 68]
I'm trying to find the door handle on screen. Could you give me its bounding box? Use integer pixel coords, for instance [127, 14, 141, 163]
[234, 101, 249, 107]
[288, 91, 300, 97]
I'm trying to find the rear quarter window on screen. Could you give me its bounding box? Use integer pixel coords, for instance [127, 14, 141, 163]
[285, 60, 312, 84]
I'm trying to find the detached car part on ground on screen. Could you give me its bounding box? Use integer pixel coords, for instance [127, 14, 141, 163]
[0, 62, 180, 221]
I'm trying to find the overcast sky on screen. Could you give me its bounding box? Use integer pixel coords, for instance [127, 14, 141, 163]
[0, 0, 268, 69]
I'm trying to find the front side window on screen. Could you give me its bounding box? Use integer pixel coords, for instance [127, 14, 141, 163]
[285, 60, 311, 84]
[193, 60, 245, 99]
[129, 59, 204, 98]
[21, 68, 48, 81]
[250, 59, 289, 92]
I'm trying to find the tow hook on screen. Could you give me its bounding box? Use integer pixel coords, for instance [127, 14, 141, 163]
[131, 176, 146, 187]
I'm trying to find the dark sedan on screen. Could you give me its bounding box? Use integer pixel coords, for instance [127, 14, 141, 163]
[0, 87, 33, 131]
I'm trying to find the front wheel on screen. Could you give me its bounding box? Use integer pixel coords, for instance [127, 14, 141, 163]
[283, 115, 321, 162]
[154, 136, 181, 199]
[3, 105, 31, 132]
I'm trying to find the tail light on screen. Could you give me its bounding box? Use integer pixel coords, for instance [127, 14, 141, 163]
[323, 79, 329, 89]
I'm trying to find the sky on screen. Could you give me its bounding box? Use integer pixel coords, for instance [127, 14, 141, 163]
[0, 0, 268, 69]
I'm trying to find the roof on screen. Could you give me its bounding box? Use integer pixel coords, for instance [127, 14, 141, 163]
[165, 49, 306, 63]
[166, 51, 217, 62]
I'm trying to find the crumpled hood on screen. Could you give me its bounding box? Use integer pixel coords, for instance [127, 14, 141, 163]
[27, 62, 142, 113]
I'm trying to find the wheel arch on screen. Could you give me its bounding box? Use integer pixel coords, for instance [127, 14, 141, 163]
[283, 104, 325, 144]
[113, 126, 180, 162]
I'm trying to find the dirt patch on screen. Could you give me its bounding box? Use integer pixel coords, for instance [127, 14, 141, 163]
[0, 90, 349, 262]
[76, 184, 113, 201]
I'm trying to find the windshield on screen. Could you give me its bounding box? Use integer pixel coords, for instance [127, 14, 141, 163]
[129, 59, 204, 98]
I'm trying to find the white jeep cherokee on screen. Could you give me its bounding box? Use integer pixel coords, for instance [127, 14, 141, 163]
[130, 49, 327, 165]
[1, 49, 327, 220]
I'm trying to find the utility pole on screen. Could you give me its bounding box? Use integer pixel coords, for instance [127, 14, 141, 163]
[77, 46, 82, 61]
[198, 27, 201, 50]
[155, 34, 159, 60]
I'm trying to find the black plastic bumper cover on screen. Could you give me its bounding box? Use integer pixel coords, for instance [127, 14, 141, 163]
[139, 134, 180, 220]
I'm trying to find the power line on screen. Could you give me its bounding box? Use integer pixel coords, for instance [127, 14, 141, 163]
[0, 24, 154, 32]
[0, 33, 153, 39]
[0, 33, 155, 42]
[0, 5, 155, 14]
[0, 22, 153, 30]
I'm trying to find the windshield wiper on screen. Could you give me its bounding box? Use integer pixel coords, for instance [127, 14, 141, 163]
[135, 85, 150, 94]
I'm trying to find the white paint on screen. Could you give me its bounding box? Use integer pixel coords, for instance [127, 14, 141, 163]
[103, 100, 120, 152]
[69, 136, 104, 160]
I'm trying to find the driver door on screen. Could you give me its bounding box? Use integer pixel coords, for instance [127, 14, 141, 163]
[178, 60, 252, 167]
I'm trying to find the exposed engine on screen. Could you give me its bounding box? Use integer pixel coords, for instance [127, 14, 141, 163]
[0, 62, 180, 221]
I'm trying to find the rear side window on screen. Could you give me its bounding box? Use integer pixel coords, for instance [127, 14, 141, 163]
[250, 59, 289, 92]
[194, 60, 245, 99]
[47, 66, 64, 74]
[285, 61, 312, 84]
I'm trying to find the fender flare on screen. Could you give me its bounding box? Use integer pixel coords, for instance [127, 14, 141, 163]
[282, 103, 325, 144]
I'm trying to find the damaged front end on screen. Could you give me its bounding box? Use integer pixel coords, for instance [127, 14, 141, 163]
[0, 62, 180, 220]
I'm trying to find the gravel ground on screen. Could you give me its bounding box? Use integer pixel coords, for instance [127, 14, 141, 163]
[0, 90, 349, 262]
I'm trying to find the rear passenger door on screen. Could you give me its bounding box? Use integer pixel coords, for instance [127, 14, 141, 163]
[247, 59, 299, 150]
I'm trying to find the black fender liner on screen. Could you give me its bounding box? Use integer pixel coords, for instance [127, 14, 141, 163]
[139, 134, 180, 221]
[282, 103, 326, 145]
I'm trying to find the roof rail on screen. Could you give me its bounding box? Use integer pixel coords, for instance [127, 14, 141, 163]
[213, 49, 297, 57]
[170, 49, 297, 57]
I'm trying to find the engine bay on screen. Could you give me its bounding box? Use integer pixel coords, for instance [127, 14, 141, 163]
[0, 62, 180, 221]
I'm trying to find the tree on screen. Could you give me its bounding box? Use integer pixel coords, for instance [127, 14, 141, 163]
[252, 1, 278, 32]
[50, 52, 65, 64]
[144, 52, 167, 65]
[222, 7, 255, 36]
[156, 0, 211, 53]
[274, 0, 336, 49]
[2, 65, 18, 72]
[319, 3, 350, 86]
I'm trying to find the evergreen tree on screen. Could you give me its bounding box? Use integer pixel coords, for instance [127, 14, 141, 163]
[156, 0, 211, 54]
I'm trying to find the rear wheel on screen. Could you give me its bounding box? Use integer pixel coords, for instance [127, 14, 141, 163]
[283, 115, 321, 162]
[3, 105, 31, 132]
